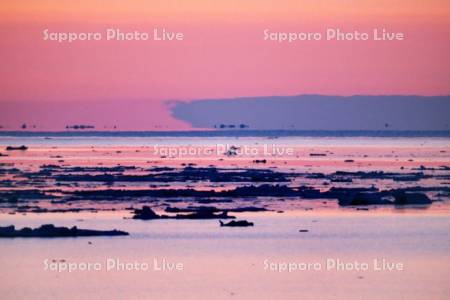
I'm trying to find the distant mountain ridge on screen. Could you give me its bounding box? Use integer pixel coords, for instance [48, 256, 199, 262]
[170, 95, 450, 131]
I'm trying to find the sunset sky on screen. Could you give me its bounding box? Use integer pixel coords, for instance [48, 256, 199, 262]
[1, 0, 449, 130]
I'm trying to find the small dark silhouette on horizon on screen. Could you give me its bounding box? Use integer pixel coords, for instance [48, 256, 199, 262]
[6, 145, 28, 151]
[215, 124, 249, 129]
[66, 125, 95, 130]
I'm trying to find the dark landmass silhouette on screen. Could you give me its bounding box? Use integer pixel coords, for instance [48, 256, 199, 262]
[219, 220, 254, 227]
[170, 95, 450, 130]
[6, 145, 28, 151]
[0, 224, 129, 238]
[132, 205, 236, 220]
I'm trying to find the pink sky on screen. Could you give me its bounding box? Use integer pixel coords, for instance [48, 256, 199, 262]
[1, 1, 449, 130]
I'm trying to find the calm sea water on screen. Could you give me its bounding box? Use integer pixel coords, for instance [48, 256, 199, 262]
[1, 131, 450, 147]
[2, 130, 450, 137]
[0, 211, 449, 300]
[1, 131, 449, 299]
